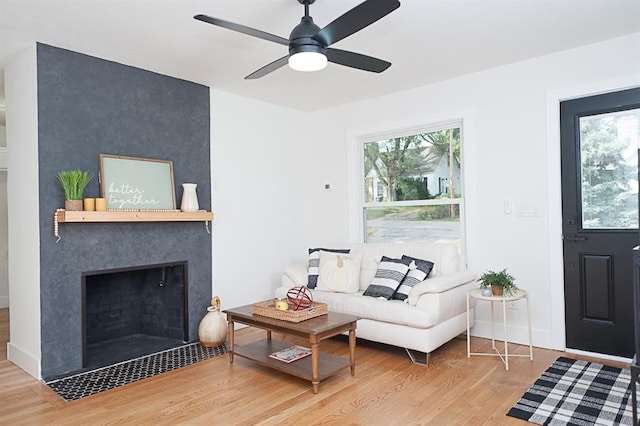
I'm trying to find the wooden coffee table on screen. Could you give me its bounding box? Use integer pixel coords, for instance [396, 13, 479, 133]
[224, 304, 359, 394]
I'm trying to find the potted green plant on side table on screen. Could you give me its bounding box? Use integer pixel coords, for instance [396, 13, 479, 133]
[56, 169, 94, 211]
[478, 268, 517, 296]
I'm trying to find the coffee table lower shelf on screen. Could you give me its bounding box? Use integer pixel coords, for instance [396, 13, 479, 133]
[233, 339, 352, 383]
[224, 304, 358, 394]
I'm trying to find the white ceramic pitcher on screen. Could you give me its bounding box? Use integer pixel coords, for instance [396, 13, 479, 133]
[180, 183, 199, 212]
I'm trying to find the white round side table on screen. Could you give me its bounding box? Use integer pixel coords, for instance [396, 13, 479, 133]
[466, 288, 533, 370]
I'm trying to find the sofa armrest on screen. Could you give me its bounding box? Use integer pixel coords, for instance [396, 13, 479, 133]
[281, 261, 308, 289]
[276, 262, 308, 299]
[407, 271, 477, 306]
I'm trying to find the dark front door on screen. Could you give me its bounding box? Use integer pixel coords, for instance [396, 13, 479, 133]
[561, 87, 640, 358]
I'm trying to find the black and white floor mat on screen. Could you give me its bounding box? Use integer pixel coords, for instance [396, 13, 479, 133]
[46, 342, 226, 402]
[507, 356, 634, 425]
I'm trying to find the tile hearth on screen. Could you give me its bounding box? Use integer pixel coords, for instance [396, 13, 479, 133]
[46, 342, 226, 401]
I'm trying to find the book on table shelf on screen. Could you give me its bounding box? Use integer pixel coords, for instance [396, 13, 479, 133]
[269, 345, 312, 363]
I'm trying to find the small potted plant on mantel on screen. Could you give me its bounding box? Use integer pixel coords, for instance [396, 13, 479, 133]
[478, 268, 517, 296]
[56, 169, 94, 211]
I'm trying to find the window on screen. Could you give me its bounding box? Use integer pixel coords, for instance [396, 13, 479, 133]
[579, 109, 639, 229]
[360, 122, 464, 246]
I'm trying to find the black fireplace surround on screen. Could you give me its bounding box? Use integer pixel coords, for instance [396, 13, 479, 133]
[36, 44, 212, 380]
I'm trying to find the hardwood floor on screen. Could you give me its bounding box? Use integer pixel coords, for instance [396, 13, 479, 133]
[0, 307, 631, 425]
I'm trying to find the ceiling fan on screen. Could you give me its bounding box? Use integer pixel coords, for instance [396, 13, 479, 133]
[194, 0, 401, 79]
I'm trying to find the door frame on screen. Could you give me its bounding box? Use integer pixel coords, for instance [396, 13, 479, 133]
[546, 78, 640, 359]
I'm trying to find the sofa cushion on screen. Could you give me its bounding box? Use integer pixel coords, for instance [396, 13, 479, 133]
[311, 290, 437, 328]
[316, 251, 363, 293]
[307, 248, 350, 288]
[363, 256, 411, 299]
[393, 255, 435, 301]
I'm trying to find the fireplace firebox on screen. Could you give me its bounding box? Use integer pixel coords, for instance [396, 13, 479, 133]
[82, 261, 188, 370]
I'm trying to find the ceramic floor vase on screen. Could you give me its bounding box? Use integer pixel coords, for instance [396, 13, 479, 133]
[198, 296, 227, 347]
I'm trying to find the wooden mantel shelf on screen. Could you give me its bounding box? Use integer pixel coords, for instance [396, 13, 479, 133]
[56, 210, 214, 223]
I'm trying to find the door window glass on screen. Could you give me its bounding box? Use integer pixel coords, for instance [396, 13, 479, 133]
[580, 109, 639, 229]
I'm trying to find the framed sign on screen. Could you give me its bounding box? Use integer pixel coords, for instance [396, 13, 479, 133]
[99, 154, 176, 210]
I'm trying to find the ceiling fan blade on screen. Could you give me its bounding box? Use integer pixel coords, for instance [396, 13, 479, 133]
[194, 14, 289, 46]
[326, 48, 390, 73]
[313, 0, 400, 47]
[245, 56, 290, 80]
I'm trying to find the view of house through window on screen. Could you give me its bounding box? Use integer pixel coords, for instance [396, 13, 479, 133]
[361, 123, 463, 246]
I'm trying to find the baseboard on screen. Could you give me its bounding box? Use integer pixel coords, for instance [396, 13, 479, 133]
[7, 342, 41, 379]
[0, 296, 8, 308]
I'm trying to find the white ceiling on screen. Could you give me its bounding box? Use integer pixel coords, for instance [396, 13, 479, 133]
[0, 0, 639, 112]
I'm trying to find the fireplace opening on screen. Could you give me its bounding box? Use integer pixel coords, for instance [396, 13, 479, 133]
[82, 261, 188, 370]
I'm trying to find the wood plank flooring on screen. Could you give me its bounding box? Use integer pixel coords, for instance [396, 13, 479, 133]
[0, 307, 631, 425]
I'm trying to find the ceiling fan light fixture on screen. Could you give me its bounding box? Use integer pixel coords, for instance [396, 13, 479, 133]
[195, 0, 400, 79]
[288, 51, 327, 72]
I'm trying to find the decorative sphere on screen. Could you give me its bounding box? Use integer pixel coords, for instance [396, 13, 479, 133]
[286, 286, 313, 311]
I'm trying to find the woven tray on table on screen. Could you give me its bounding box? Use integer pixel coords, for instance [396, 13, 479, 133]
[252, 299, 328, 322]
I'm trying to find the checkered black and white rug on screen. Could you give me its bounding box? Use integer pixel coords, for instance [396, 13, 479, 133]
[46, 342, 226, 402]
[507, 356, 635, 425]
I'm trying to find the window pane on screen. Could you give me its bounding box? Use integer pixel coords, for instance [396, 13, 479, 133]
[365, 205, 460, 244]
[363, 129, 461, 203]
[580, 109, 639, 229]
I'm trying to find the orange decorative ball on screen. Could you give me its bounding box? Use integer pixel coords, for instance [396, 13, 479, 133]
[286, 286, 313, 311]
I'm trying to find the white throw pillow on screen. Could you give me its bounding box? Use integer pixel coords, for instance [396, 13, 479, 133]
[307, 247, 350, 288]
[316, 251, 363, 293]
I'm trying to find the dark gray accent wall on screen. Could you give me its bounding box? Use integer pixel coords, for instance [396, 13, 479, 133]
[37, 44, 211, 379]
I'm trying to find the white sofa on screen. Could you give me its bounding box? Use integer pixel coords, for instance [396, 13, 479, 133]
[276, 242, 477, 365]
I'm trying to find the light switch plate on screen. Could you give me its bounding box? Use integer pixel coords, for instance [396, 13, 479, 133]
[504, 200, 512, 215]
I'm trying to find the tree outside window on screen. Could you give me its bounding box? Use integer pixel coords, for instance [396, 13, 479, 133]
[361, 125, 464, 246]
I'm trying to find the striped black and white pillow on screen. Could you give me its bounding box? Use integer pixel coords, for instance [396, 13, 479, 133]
[307, 248, 350, 288]
[393, 255, 435, 301]
[363, 256, 411, 300]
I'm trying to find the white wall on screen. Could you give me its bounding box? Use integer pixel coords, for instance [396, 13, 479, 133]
[0, 171, 7, 309]
[305, 33, 640, 351]
[0, 114, 6, 308]
[0, 118, 7, 308]
[209, 90, 316, 311]
[5, 45, 41, 378]
[207, 33, 639, 352]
